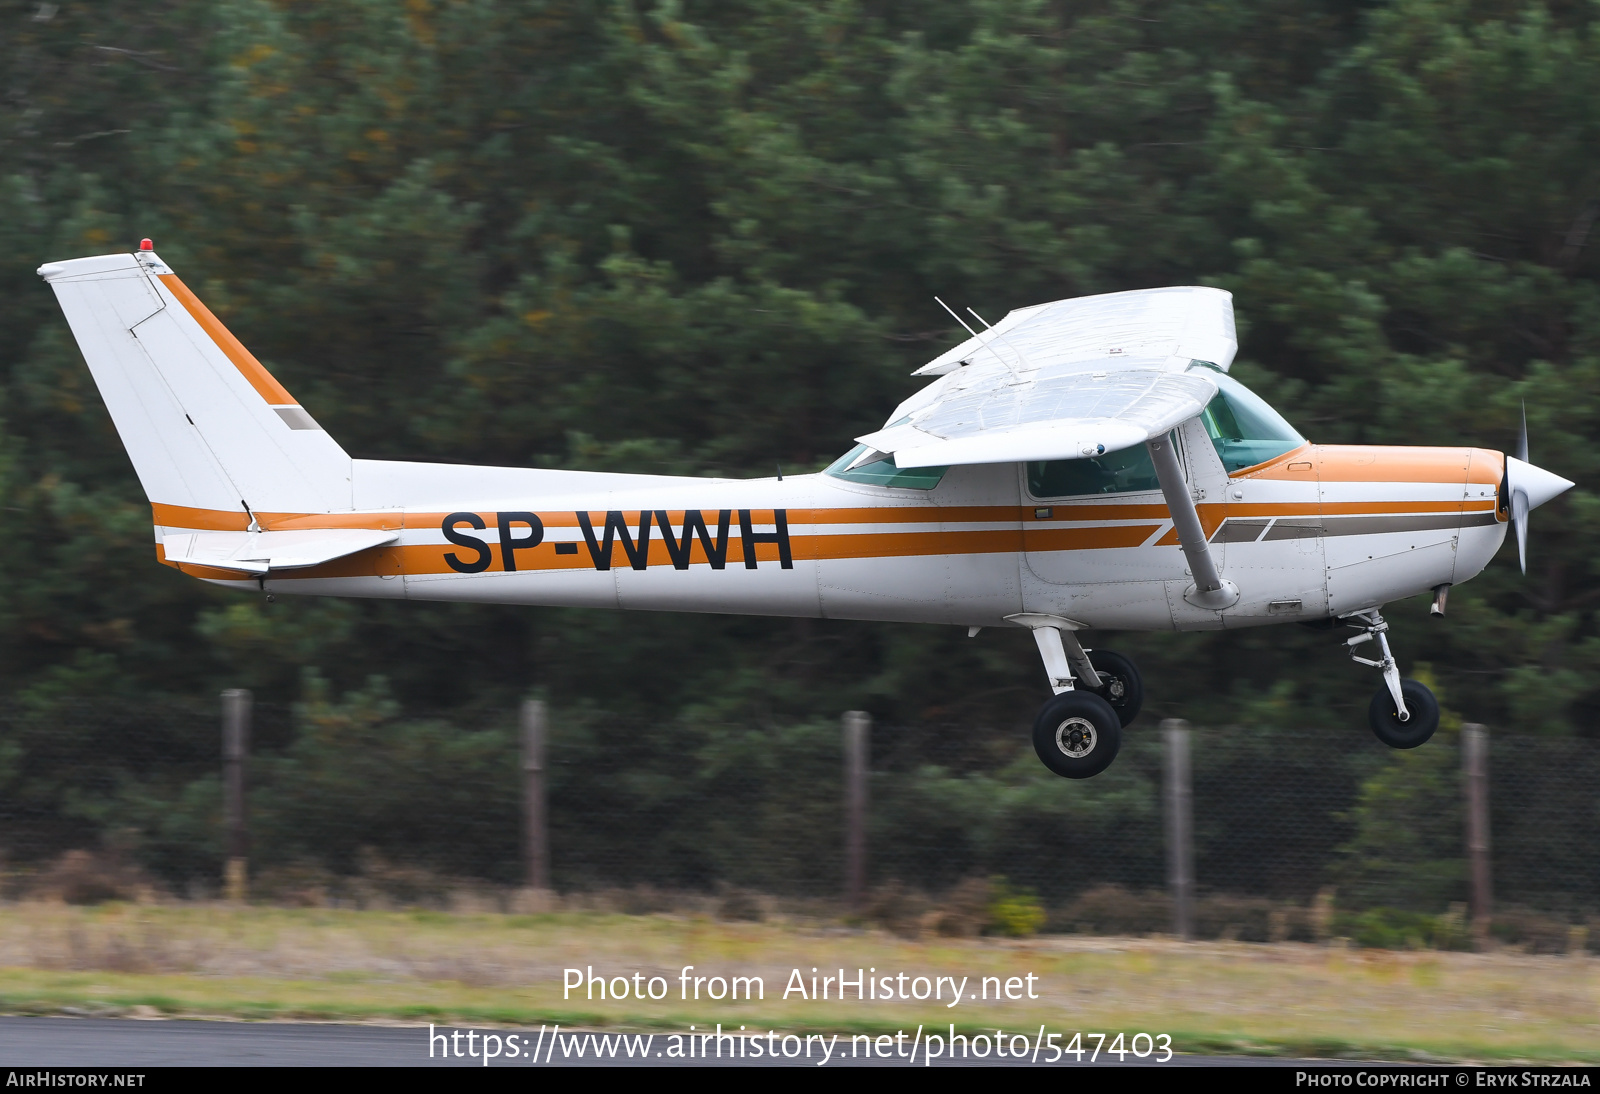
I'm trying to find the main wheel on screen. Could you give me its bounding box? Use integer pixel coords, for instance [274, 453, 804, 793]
[1086, 649, 1143, 727]
[1032, 691, 1122, 779]
[1368, 679, 1440, 749]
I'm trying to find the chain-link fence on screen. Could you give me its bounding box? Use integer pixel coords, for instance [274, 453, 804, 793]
[0, 695, 1596, 948]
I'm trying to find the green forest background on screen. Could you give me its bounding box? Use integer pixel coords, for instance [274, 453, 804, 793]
[0, 0, 1596, 908]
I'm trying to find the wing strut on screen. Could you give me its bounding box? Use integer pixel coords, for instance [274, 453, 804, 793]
[1146, 431, 1239, 610]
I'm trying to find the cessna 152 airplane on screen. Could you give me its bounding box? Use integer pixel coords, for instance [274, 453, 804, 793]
[38, 242, 1574, 778]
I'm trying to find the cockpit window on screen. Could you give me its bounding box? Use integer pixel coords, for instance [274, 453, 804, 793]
[1198, 372, 1305, 473]
[826, 444, 948, 489]
[1028, 446, 1160, 498]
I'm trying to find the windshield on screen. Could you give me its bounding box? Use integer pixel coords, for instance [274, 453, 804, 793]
[1198, 372, 1304, 473]
[825, 444, 948, 490]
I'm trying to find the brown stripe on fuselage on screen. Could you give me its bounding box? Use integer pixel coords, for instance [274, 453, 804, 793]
[1212, 519, 1271, 543]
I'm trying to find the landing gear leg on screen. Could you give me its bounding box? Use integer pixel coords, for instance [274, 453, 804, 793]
[1008, 613, 1125, 778]
[1010, 615, 1144, 726]
[1342, 609, 1440, 748]
[1346, 609, 1407, 719]
[1006, 612, 1102, 693]
[1027, 624, 1080, 695]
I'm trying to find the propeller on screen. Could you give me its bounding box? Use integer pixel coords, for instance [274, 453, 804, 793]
[1504, 402, 1575, 574]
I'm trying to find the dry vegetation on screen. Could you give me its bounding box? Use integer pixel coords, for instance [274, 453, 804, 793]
[0, 900, 1594, 1062]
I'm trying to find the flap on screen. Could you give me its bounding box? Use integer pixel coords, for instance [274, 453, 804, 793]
[163, 528, 399, 574]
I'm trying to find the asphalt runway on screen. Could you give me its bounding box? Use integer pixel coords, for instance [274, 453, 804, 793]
[0, 1017, 1328, 1067]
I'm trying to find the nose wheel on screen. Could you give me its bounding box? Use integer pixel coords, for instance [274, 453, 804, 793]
[1340, 609, 1440, 749]
[1369, 679, 1440, 748]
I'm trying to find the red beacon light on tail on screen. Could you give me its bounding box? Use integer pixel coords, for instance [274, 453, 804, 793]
[139, 239, 153, 251]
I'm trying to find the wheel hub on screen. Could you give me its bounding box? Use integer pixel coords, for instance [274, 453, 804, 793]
[1054, 717, 1097, 758]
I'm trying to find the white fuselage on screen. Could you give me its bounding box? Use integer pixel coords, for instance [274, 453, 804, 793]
[163, 418, 1508, 632]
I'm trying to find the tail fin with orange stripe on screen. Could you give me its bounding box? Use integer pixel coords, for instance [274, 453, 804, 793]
[36, 246, 352, 518]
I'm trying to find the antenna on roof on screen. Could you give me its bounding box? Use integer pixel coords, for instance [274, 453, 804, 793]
[966, 307, 993, 330]
[934, 296, 978, 338]
[933, 296, 1023, 380]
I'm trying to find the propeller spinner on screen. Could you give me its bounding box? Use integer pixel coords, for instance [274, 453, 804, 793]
[1504, 404, 1575, 573]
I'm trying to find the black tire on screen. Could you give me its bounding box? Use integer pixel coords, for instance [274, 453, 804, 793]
[1086, 649, 1143, 727]
[1368, 679, 1440, 749]
[1032, 691, 1122, 779]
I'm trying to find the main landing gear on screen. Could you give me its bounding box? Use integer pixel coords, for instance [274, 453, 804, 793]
[1007, 614, 1144, 779]
[1340, 609, 1439, 749]
[1033, 691, 1122, 779]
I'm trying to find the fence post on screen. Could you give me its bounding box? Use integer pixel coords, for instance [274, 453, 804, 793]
[1462, 723, 1492, 947]
[521, 699, 550, 893]
[1162, 718, 1195, 941]
[843, 711, 870, 912]
[221, 689, 251, 903]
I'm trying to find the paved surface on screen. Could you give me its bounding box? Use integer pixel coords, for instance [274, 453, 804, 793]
[0, 1017, 1333, 1067]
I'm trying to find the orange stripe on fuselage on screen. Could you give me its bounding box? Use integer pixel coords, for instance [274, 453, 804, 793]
[153, 502, 254, 530]
[1152, 505, 1228, 547]
[151, 503, 402, 532]
[153, 451, 1503, 584]
[402, 506, 1026, 529]
[156, 274, 298, 406]
[152, 494, 1495, 539]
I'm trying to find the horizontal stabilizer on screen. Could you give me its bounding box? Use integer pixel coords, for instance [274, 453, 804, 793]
[162, 528, 398, 575]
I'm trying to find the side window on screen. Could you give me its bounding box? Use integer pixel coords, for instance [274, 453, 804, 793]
[1028, 445, 1161, 498]
[826, 444, 948, 489]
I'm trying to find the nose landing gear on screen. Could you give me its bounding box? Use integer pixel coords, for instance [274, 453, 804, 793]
[1342, 609, 1439, 748]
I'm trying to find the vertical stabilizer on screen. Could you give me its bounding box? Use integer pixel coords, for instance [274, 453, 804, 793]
[37, 248, 352, 518]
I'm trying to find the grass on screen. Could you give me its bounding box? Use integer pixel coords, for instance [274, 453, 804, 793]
[0, 901, 1595, 1062]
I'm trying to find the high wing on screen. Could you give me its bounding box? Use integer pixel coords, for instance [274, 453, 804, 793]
[857, 287, 1236, 469]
